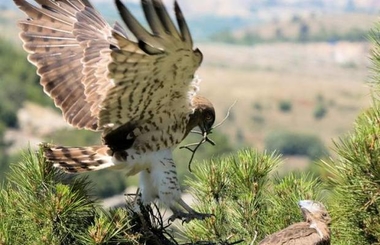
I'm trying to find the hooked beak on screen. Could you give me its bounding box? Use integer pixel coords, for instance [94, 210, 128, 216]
[199, 118, 215, 134]
[198, 123, 215, 146]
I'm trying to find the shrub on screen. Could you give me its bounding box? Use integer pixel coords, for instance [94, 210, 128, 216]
[278, 100, 292, 112]
[265, 131, 328, 159]
[252, 114, 265, 125]
[252, 101, 263, 111]
[314, 103, 328, 119]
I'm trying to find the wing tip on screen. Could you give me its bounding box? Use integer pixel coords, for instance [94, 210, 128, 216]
[173, 0, 193, 46]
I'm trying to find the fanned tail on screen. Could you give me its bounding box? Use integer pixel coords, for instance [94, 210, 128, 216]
[41, 143, 115, 173]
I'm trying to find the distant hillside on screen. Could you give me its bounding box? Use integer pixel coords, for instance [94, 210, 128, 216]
[2, 0, 379, 42]
[212, 13, 377, 44]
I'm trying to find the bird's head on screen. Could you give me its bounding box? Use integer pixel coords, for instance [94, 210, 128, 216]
[188, 95, 215, 136]
[298, 200, 331, 225]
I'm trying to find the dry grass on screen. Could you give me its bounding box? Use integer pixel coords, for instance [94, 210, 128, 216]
[196, 43, 372, 154]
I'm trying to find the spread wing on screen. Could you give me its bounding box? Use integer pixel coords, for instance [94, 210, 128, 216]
[259, 222, 327, 245]
[100, 0, 203, 140]
[14, 0, 118, 130]
[15, 0, 203, 147]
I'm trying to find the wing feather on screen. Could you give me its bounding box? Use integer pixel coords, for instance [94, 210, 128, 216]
[142, 0, 166, 36]
[100, 0, 202, 152]
[16, 0, 204, 152]
[14, 0, 117, 131]
[152, 0, 180, 38]
[115, 0, 164, 52]
[174, 1, 192, 47]
[73, 7, 116, 118]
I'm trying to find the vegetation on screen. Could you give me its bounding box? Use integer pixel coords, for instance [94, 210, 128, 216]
[0, 149, 177, 244]
[313, 103, 328, 119]
[0, 37, 55, 182]
[278, 100, 292, 112]
[265, 131, 328, 159]
[0, 38, 53, 128]
[321, 102, 380, 244]
[184, 150, 323, 243]
[211, 14, 371, 45]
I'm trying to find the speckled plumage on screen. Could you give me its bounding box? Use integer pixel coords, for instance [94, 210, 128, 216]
[15, 0, 215, 221]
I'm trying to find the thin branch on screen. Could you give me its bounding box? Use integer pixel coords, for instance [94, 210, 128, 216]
[180, 135, 208, 172]
[212, 100, 237, 129]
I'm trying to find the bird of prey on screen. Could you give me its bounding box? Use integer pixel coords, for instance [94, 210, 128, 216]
[258, 200, 331, 245]
[14, 0, 215, 222]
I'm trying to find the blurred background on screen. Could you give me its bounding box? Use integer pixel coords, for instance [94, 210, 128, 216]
[0, 0, 379, 204]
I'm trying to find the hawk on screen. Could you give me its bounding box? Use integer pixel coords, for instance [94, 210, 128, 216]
[14, 0, 215, 222]
[258, 200, 331, 245]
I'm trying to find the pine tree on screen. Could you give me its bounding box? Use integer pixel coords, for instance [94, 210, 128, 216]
[182, 149, 324, 244]
[0, 149, 178, 244]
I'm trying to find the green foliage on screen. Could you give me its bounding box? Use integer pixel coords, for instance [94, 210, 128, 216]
[0, 149, 174, 244]
[0, 37, 58, 185]
[0, 123, 10, 182]
[0, 149, 95, 244]
[313, 94, 328, 120]
[183, 149, 324, 243]
[314, 103, 328, 119]
[321, 100, 380, 244]
[278, 100, 292, 112]
[251, 115, 265, 125]
[313, 24, 380, 244]
[174, 130, 236, 188]
[265, 131, 328, 159]
[252, 102, 263, 111]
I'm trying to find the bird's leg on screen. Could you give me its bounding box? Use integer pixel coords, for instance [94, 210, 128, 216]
[168, 198, 213, 223]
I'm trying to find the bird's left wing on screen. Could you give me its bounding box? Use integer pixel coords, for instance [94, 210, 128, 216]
[99, 0, 203, 142]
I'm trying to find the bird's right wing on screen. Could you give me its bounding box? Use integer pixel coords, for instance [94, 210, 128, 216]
[14, 0, 119, 130]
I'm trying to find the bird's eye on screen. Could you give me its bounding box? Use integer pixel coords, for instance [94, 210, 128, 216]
[205, 114, 213, 121]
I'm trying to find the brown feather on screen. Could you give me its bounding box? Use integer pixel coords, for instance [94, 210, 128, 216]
[42, 144, 113, 173]
[259, 201, 331, 245]
[14, 0, 115, 131]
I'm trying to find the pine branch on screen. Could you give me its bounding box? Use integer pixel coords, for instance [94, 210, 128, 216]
[0, 148, 172, 244]
[182, 149, 324, 243]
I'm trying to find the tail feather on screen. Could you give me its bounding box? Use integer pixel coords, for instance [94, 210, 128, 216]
[41, 144, 115, 173]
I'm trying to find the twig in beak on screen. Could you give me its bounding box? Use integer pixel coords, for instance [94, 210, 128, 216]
[180, 131, 214, 172]
[180, 100, 237, 172]
[212, 100, 237, 129]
